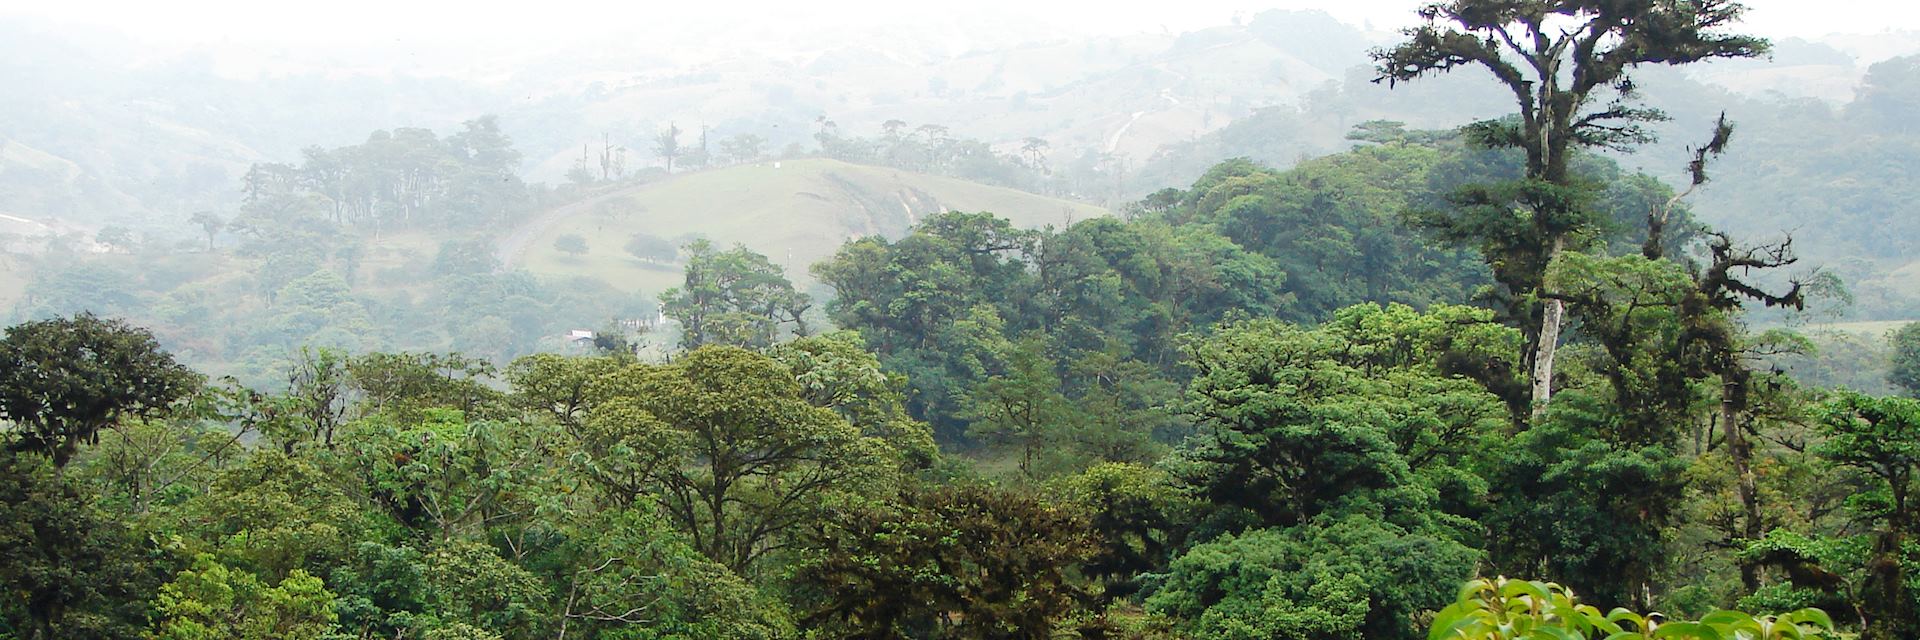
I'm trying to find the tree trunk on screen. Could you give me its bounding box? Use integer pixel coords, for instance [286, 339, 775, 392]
[1863, 531, 1914, 640]
[1723, 374, 1762, 592]
[1529, 298, 1563, 420]
[1530, 237, 1566, 421]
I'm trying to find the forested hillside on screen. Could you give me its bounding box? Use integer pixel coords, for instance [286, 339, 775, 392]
[3, 1, 1919, 640]
[1130, 53, 1920, 321]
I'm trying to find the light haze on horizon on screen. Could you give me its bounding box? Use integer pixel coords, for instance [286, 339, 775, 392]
[7, 0, 1915, 59]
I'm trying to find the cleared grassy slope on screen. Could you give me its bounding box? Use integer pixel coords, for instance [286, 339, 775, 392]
[514, 158, 1108, 294]
[1798, 320, 1912, 338]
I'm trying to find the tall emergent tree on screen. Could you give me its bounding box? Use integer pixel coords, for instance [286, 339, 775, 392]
[188, 211, 224, 252]
[656, 122, 682, 174]
[1373, 0, 1769, 418]
[581, 346, 896, 573]
[0, 314, 200, 467]
[660, 240, 811, 350]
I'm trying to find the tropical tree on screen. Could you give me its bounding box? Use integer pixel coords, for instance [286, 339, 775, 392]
[624, 233, 677, 264]
[580, 346, 896, 572]
[345, 351, 504, 423]
[1888, 322, 1920, 397]
[95, 226, 134, 253]
[151, 555, 341, 640]
[1175, 306, 1511, 528]
[0, 453, 157, 640]
[541, 506, 790, 639]
[189, 211, 225, 252]
[792, 483, 1092, 640]
[660, 240, 810, 350]
[655, 122, 682, 173]
[1150, 305, 1502, 638]
[1020, 137, 1050, 174]
[768, 331, 938, 468]
[1148, 516, 1478, 640]
[506, 353, 624, 434]
[718, 133, 765, 165]
[962, 335, 1073, 478]
[553, 234, 588, 258]
[0, 313, 201, 467]
[1814, 392, 1920, 639]
[1374, 0, 1770, 417]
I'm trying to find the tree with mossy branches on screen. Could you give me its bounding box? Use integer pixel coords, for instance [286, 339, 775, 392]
[1373, 0, 1770, 420]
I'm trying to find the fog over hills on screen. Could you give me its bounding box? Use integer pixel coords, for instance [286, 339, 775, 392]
[7, 7, 1916, 221]
[5, 5, 1920, 322]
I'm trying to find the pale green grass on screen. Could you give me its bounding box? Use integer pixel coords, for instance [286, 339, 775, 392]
[1799, 320, 1914, 338]
[517, 159, 1109, 295]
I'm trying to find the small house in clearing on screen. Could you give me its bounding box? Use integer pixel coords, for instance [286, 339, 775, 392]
[566, 329, 596, 350]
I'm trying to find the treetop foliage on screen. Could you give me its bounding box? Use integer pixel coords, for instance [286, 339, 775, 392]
[0, 313, 201, 466]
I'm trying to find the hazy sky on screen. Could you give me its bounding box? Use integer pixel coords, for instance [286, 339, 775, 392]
[6, 0, 1916, 76]
[9, 0, 1916, 46]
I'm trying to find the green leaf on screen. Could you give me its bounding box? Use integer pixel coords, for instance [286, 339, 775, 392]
[1698, 611, 1752, 627]
[1782, 608, 1834, 630]
[1528, 627, 1583, 640]
[1430, 601, 1478, 640]
[1502, 579, 1552, 603]
[1607, 608, 1648, 630]
[1650, 622, 1722, 640]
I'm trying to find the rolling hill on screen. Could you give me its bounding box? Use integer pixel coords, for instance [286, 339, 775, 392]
[506, 158, 1109, 295]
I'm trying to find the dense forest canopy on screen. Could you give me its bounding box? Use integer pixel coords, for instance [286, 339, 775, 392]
[3, 0, 1920, 639]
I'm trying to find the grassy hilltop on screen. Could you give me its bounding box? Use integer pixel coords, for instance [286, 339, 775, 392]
[512, 158, 1109, 294]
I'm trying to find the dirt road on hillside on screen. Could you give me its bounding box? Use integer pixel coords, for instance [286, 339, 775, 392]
[493, 186, 636, 271]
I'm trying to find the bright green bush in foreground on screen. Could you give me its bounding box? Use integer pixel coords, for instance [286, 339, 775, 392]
[1430, 577, 1834, 640]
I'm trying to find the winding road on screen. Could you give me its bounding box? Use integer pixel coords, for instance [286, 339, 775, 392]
[493, 185, 639, 271]
[1103, 88, 1185, 154]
